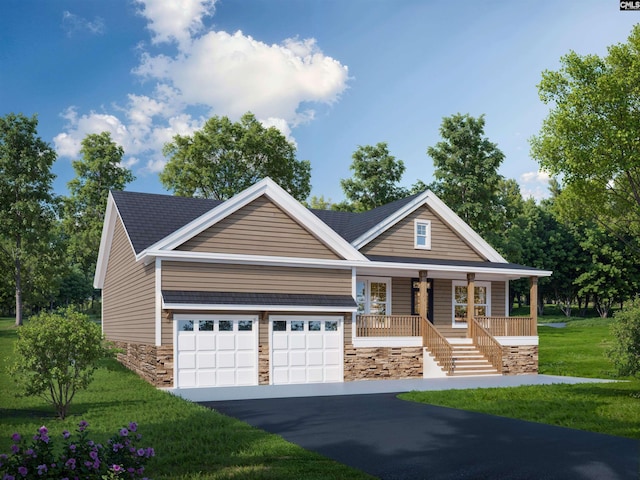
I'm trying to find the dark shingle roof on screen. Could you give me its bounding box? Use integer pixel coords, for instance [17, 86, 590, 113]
[112, 189, 427, 253]
[112, 191, 222, 254]
[162, 290, 357, 308]
[366, 255, 545, 272]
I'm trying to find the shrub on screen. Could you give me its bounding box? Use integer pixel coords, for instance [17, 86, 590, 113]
[9, 307, 111, 419]
[0, 420, 154, 479]
[609, 300, 640, 377]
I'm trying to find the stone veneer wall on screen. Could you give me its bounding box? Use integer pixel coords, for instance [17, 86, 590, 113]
[258, 314, 269, 385]
[113, 341, 174, 387]
[501, 345, 538, 375]
[344, 346, 423, 380]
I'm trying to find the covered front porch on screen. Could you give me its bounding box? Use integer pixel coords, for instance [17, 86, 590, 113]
[354, 265, 544, 376]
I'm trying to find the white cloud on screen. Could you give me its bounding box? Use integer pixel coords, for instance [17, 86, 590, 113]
[55, 0, 350, 177]
[135, 0, 216, 51]
[62, 11, 105, 36]
[520, 170, 551, 184]
[134, 30, 349, 126]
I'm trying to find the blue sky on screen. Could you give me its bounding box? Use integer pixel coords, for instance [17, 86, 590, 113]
[2, 1, 638, 203]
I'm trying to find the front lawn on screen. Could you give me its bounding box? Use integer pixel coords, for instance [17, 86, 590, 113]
[400, 318, 640, 439]
[0, 318, 373, 479]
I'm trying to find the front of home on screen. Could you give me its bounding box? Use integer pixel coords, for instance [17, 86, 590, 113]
[94, 178, 551, 393]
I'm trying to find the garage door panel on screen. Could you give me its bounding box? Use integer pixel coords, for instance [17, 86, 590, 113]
[324, 366, 342, 382]
[217, 335, 236, 350]
[197, 371, 216, 386]
[272, 351, 288, 367]
[236, 351, 255, 367]
[307, 335, 323, 349]
[179, 352, 196, 369]
[216, 370, 236, 386]
[290, 335, 306, 349]
[290, 350, 307, 366]
[272, 369, 288, 384]
[180, 370, 196, 387]
[197, 334, 215, 350]
[289, 367, 307, 383]
[308, 350, 324, 365]
[237, 335, 255, 350]
[199, 352, 216, 368]
[324, 351, 341, 365]
[217, 351, 236, 368]
[324, 335, 341, 349]
[272, 335, 288, 349]
[178, 334, 196, 351]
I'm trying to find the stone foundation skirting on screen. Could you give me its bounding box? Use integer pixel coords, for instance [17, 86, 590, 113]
[502, 345, 538, 375]
[112, 341, 174, 387]
[344, 346, 423, 381]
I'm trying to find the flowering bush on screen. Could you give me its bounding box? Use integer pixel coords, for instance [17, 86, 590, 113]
[0, 421, 154, 479]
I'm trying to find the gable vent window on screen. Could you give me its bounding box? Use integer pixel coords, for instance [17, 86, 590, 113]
[414, 219, 431, 250]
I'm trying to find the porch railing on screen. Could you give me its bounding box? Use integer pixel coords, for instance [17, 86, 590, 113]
[355, 315, 422, 337]
[470, 318, 503, 373]
[475, 316, 536, 336]
[422, 318, 455, 375]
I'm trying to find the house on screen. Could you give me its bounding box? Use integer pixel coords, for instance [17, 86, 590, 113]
[94, 177, 551, 393]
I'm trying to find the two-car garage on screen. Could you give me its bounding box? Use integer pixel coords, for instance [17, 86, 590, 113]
[175, 314, 344, 388]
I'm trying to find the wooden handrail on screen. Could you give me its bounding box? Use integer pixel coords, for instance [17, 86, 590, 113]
[355, 315, 422, 337]
[475, 316, 536, 336]
[422, 318, 455, 375]
[470, 318, 503, 373]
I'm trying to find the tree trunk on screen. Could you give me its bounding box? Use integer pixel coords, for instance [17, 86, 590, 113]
[15, 235, 22, 326]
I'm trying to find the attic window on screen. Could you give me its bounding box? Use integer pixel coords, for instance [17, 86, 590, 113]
[414, 219, 431, 250]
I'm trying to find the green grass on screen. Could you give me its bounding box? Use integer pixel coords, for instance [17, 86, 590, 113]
[400, 317, 640, 439]
[0, 318, 373, 479]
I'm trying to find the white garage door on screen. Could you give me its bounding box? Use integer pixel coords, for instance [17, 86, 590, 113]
[176, 315, 258, 388]
[271, 315, 343, 385]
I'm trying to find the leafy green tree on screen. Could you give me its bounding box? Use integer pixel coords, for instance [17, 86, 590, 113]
[0, 113, 58, 326]
[427, 113, 505, 237]
[161, 112, 311, 202]
[338, 142, 408, 212]
[531, 24, 640, 249]
[10, 307, 109, 419]
[609, 300, 640, 378]
[64, 132, 134, 286]
[308, 195, 333, 210]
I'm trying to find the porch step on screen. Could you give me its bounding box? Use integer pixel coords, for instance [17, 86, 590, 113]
[436, 326, 467, 338]
[429, 343, 500, 376]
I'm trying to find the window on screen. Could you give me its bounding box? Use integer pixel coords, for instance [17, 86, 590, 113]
[273, 321, 286, 331]
[414, 219, 431, 250]
[356, 277, 391, 315]
[199, 320, 214, 331]
[452, 281, 491, 326]
[218, 320, 233, 331]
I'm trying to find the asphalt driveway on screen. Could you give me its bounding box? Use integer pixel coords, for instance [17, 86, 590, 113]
[203, 393, 639, 480]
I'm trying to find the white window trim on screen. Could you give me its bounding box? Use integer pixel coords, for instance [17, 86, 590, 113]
[414, 219, 431, 250]
[356, 276, 392, 315]
[451, 280, 491, 328]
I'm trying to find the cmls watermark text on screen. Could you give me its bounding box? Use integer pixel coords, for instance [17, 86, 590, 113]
[621, 1, 640, 10]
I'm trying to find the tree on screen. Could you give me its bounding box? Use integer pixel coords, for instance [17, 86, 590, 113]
[531, 24, 640, 250]
[609, 300, 640, 378]
[308, 195, 333, 210]
[161, 112, 311, 202]
[0, 113, 58, 326]
[64, 132, 134, 286]
[10, 307, 109, 419]
[338, 142, 408, 212]
[427, 113, 505, 238]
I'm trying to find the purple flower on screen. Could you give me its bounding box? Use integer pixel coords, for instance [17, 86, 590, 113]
[11, 433, 20, 443]
[128, 422, 138, 432]
[4, 475, 15, 480]
[17, 466, 27, 477]
[69, 444, 76, 452]
[119, 428, 129, 437]
[112, 443, 123, 452]
[62, 430, 70, 439]
[37, 464, 47, 474]
[38, 426, 48, 435]
[84, 460, 92, 468]
[78, 421, 88, 432]
[89, 450, 98, 460]
[111, 465, 122, 472]
[24, 449, 34, 457]
[10, 445, 19, 454]
[137, 448, 146, 457]
[146, 447, 155, 457]
[65, 458, 76, 470]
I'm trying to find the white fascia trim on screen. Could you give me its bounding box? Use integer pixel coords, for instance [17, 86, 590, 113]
[162, 302, 354, 313]
[146, 250, 551, 278]
[352, 190, 431, 249]
[353, 336, 422, 348]
[94, 193, 138, 289]
[496, 336, 539, 346]
[140, 177, 366, 262]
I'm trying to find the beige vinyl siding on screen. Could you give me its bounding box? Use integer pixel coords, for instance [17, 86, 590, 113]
[491, 281, 506, 317]
[391, 277, 412, 315]
[360, 205, 484, 261]
[162, 261, 351, 296]
[432, 279, 453, 327]
[161, 310, 173, 346]
[176, 196, 340, 259]
[103, 217, 155, 344]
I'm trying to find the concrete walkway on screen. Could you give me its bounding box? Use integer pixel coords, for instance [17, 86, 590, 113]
[168, 374, 616, 402]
